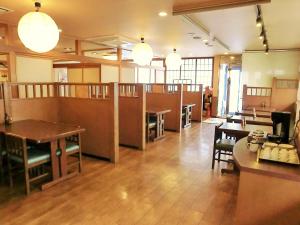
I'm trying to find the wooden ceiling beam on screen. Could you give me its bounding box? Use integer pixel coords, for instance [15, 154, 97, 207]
[173, 0, 271, 15]
[53, 63, 101, 68]
[0, 43, 120, 66]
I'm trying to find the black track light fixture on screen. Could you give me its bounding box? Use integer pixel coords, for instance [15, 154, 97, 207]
[256, 5, 263, 27]
[265, 46, 269, 55]
[256, 16, 263, 27]
[259, 27, 265, 40]
[263, 39, 268, 47]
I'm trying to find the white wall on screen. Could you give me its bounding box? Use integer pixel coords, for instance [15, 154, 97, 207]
[101, 65, 119, 83]
[242, 52, 300, 87]
[120, 67, 136, 83]
[16, 56, 53, 82]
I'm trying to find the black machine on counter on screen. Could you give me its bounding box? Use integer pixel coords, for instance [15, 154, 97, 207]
[270, 111, 291, 143]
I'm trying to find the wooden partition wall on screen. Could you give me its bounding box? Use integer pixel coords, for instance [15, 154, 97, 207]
[5, 82, 119, 163]
[242, 78, 298, 113]
[182, 84, 203, 122]
[146, 84, 183, 132]
[119, 84, 145, 150]
[242, 85, 272, 109]
[271, 78, 298, 112]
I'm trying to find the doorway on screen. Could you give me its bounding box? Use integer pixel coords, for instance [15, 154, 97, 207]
[218, 64, 242, 116]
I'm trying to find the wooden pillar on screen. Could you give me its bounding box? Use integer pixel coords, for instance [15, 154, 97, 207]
[177, 84, 183, 133]
[211, 55, 221, 117]
[75, 40, 82, 55]
[7, 51, 17, 82]
[110, 82, 119, 163]
[137, 84, 146, 150]
[117, 48, 122, 82]
[2, 23, 14, 46]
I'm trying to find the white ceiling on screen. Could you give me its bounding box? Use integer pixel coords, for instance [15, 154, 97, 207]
[0, 0, 299, 58]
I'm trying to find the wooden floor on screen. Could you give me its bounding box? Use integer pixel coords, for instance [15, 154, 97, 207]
[0, 122, 238, 225]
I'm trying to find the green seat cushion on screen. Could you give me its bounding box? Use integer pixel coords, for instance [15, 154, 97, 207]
[66, 142, 80, 152]
[148, 122, 156, 128]
[216, 139, 235, 151]
[9, 148, 50, 165]
[56, 142, 80, 156]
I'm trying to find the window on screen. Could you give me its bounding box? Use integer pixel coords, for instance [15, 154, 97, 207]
[166, 58, 213, 88]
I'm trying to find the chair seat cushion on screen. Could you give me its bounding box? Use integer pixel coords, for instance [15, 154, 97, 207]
[9, 148, 50, 165]
[148, 122, 156, 128]
[216, 138, 235, 151]
[66, 142, 80, 152]
[56, 142, 80, 156]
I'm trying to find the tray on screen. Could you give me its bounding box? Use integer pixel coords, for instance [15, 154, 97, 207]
[257, 144, 300, 166]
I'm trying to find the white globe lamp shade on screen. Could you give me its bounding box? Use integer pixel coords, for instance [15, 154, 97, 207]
[166, 49, 182, 70]
[18, 2, 59, 53]
[132, 38, 153, 66]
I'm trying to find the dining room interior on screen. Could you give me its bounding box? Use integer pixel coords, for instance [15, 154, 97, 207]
[0, 0, 300, 225]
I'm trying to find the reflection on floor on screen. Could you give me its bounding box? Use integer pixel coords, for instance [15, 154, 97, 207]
[0, 123, 238, 225]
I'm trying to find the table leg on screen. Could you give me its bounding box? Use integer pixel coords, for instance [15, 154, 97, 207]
[50, 140, 59, 180]
[59, 138, 67, 177]
[153, 113, 166, 141]
[156, 114, 160, 139]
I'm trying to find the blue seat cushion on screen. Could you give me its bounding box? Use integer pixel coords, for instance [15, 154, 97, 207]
[9, 148, 50, 165]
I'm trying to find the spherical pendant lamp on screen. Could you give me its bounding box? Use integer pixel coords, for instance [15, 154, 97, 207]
[166, 49, 182, 70]
[18, 2, 59, 53]
[132, 37, 153, 66]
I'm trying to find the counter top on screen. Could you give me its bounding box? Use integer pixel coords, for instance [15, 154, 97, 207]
[233, 137, 300, 182]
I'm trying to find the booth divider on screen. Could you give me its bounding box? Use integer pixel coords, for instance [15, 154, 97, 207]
[146, 84, 183, 132]
[4, 82, 119, 163]
[182, 84, 203, 122]
[242, 84, 272, 109]
[118, 84, 146, 150]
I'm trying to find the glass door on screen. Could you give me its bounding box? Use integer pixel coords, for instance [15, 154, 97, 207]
[217, 65, 242, 116]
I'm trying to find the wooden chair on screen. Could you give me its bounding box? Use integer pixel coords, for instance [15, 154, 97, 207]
[5, 134, 51, 195]
[63, 134, 82, 173]
[146, 114, 157, 142]
[0, 133, 6, 183]
[212, 123, 236, 170]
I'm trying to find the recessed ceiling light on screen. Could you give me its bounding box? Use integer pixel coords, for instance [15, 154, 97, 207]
[224, 52, 229, 55]
[92, 52, 97, 55]
[0, 36, 4, 40]
[193, 36, 201, 40]
[230, 56, 235, 60]
[202, 39, 208, 43]
[159, 11, 167, 17]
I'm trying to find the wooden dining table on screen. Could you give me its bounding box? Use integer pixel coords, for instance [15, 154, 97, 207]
[219, 122, 273, 140]
[236, 110, 271, 118]
[227, 115, 273, 126]
[0, 119, 85, 190]
[146, 108, 171, 141]
[182, 103, 196, 128]
[244, 106, 276, 113]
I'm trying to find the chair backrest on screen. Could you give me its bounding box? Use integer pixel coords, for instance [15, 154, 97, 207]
[214, 122, 223, 143]
[5, 133, 27, 165]
[66, 134, 79, 143]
